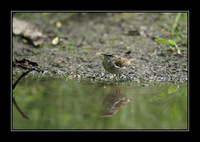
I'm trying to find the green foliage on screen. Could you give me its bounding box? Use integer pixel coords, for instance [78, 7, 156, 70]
[154, 38, 168, 45]
[155, 38, 181, 55]
[168, 40, 181, 54]
[154, 85, 180, 99]
[172, 13, 182, 35]
[167, 85, 179, 95]
[158, 13, 187, 48]
[154, 92, 166, 99]
[171, 13, 187, 45]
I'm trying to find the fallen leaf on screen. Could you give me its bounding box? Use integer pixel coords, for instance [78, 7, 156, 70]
[22, 38, 28, 44]
[55, 59, 60, 63]
[95, 52, 102, 56]
[52, 36, 59, 45]
[69, 65, 73, 69]
[14, 59, 39, 67]
[56, 21, 62, 28]
[68, 74, 76, 79]
[13, 17, 46, 46]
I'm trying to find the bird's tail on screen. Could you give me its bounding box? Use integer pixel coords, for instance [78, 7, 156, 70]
[130, 99, 136, 102]
[129, 58, 138, 63]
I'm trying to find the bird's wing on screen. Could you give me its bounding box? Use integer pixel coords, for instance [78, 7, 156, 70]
[114, 57, 127, 67]
[108, 58, 121, 69]
[113, 63, 121, 69]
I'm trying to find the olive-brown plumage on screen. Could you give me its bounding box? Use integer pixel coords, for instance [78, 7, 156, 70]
[101, 52, 137, 77]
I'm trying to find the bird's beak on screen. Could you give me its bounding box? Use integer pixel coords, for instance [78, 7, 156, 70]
[101, 52, 115, 57]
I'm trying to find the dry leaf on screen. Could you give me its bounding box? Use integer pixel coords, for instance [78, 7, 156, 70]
[56, 21, 62, 28]
[13, 17, 46, 46]
[68, 74, 76, 79]
[52, 36, 59, 45]
[13, 59, 39, 67]
[69, 65, 73, 69]
[55, 59, 60, 63]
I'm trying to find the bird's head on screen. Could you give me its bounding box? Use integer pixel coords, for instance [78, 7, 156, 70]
[101, 52, 116, 59]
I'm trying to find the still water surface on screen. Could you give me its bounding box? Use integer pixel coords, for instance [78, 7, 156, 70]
[12, 78, 187, 130]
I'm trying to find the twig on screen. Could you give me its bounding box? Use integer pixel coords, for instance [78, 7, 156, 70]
[13, 70, 31, 120]
[13, 59, 43, 120]
[168, 46, 183, 56]
[12, 97, 30, 120]
[13, 70, 30, 90]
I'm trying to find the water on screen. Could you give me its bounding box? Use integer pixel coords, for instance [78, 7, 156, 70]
[12, 78, 188, 130]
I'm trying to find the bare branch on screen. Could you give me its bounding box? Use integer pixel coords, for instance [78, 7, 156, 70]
[12, 97, 30, 120]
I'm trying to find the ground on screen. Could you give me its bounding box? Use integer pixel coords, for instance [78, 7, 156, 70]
[12, 12, 188, 85]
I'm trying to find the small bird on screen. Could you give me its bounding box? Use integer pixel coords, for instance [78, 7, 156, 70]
[101, 52, 137, 78]
[100, 88, 135, 117]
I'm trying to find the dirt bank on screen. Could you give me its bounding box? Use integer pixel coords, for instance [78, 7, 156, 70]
[12, 13, 188, 84]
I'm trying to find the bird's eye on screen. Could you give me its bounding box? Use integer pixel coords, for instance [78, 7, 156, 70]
[108, 54, 114, 57]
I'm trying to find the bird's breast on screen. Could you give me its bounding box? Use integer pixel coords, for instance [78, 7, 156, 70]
[102, 60, 121, 74]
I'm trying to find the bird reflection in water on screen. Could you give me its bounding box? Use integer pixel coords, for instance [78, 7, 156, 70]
[100, 88, 135, 117]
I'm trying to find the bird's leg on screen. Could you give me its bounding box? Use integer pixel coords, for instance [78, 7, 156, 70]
[115, 87, 120, 93]
[117, 73, 121, 81]
[117, 74, 119, 81]
[113, 74, 119, 81]
[113, 74, 117, 81]
[113, 74, 121, 82]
